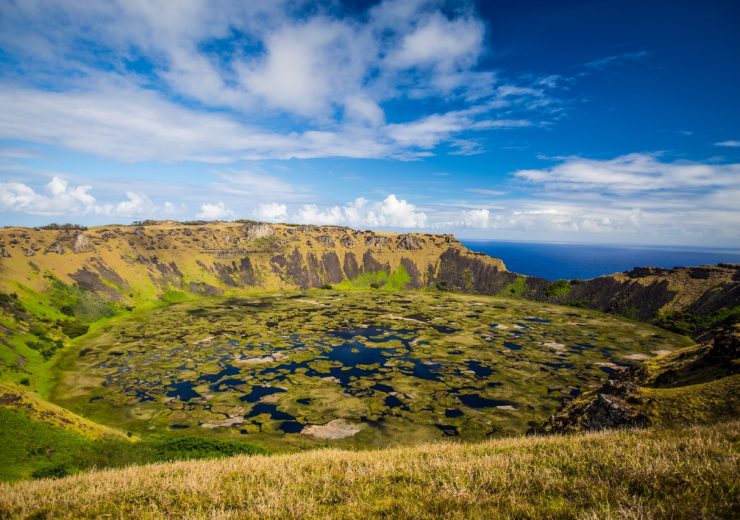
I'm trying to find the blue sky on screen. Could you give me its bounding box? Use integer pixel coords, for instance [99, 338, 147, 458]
[0, 0, 738, 245]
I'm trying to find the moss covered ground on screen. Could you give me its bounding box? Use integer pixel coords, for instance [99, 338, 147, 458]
[50, 290, 691, 451]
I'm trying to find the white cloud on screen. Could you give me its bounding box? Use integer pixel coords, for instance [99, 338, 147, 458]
[715, 140, 740, 148]
[292, 194, 427, 229]
[460, 208, 490, 228]
[466, 188, 507, 196]
[584, 51, 648, 69]
[515, 153, 740, 194]
[0, 176, 174, 217]
[375, 194, 428, 227]
[0, 82, 540, 162]
[254, 202, 287, 221]
[197, 202, 235, 220]
[0, 1, 559, 162]
[386, 14, 484, 73]
[466, 153, 740, 243]
[240, 18, 373, 118]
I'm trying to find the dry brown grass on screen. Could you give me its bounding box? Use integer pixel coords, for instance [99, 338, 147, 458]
[1, 421, 738, 519]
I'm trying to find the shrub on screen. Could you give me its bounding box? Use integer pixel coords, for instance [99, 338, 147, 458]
[504, 277, 526, 297]
[152, 437, 266, 461]
[32, 463, 76, 480]
[545, 279, 572, 299]
[37, 223, 87, 231]
[57, 319, 89, 338]
[27, 338, 64, 360]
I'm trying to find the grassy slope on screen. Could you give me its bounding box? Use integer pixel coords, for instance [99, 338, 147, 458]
[0, 381, 132, 481]
[1, 421, 737, 519]
[642, 375, 739, 426]
[0, 380, 266, 482]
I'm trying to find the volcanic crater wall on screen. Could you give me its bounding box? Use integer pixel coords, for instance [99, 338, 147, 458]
[0, 221, 737, 330]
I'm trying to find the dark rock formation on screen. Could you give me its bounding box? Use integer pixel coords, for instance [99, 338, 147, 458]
[343, 252, 360, 279]
[400, 258, 422, 289]
[433, 248, 515, 293]
[316, 235, 335, 247]
[362, 251, 385, 273]
[397, 234, 425, 250]
[188, 281, 224, 296]
[538, 379, 647, 434]
[365, 235, 390, 248]
[322, 252, 343, 284]
[70, 268, 122, 300]
[214, 257, 258, 287]
[44, 242, 65, 255]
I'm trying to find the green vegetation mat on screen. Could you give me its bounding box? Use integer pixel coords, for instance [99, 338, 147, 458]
[51, 290, 691, 449]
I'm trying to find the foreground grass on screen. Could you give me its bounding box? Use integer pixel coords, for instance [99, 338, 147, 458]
[1, 421, 737, 519]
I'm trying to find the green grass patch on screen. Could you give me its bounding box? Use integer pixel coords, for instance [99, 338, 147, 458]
[502, 276, 526, 297]
[159, 289, 190, 305]
[335, 265, 411, 291]
[0, 408, 266, 482]
[545, 279, 573, 299]
[654, 305, 740, 335]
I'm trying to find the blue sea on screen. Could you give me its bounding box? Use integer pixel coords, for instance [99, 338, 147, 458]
[461, 240, 740, 281]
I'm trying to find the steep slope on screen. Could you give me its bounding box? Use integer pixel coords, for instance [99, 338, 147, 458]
[2, 221, 736, 330]
[0, 381, 133, 481]
[1, 420, 736, 519]
[0, 221, 502, 299]
[435, 248, 739, 333]
[538, 324, 739, 433]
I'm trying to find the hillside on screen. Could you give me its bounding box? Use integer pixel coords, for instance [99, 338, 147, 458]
[0, 220, 738, 493]
[1, 221, 736, 330]
[1, 420, 737, 519]
[538, 324, 739, 434]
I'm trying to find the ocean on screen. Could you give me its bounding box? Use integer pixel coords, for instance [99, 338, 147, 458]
[461, 240, 740, 281]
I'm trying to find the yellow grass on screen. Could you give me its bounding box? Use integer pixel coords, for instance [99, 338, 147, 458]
[1, 421, 737, 519]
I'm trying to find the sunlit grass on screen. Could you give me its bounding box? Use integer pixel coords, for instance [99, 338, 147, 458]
[1, 421, 737, 519]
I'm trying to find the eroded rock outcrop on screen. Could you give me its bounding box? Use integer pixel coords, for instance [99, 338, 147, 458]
[244, 223, 274, 241]
[536, 325, 739, 435]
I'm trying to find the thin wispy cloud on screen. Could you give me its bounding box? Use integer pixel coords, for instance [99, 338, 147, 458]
[584, 50, 649, 69]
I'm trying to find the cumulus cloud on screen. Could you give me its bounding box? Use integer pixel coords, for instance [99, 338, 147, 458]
[0, 176, 175, 217]
[254, 202, 287, 221]
[460, 208, 490, 228]
[273, 194, 428, 229]
[0, 1, 558, 162]
[197, 202, 235, 220]
[386, 13, 484, 73]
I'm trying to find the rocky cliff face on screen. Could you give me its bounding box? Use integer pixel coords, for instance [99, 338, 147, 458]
[0, 221, 737, 335]
[432, 248, 738, 335]
[0, 221, 504, 303]
[535, 325, 739, 434]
